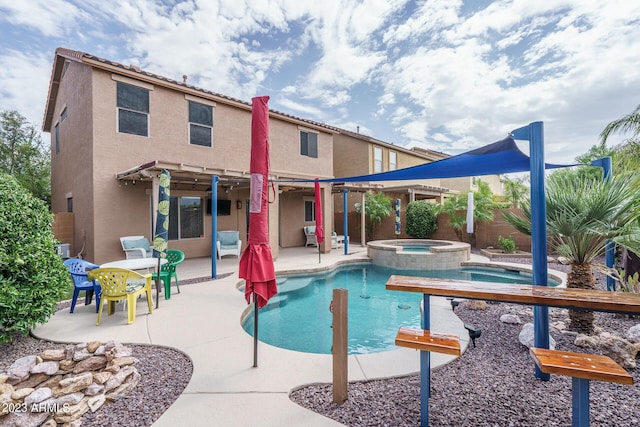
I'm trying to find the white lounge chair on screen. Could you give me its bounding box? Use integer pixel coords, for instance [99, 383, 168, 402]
[216, 231, 242, 259]
[120, 236, 153, 259]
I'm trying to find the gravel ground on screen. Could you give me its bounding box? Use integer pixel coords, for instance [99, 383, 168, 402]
[290, 255, 640, 427]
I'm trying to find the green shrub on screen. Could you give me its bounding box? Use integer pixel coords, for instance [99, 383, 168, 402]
[0, 173, 70, 343]
[497, 235, 517, 253]
[405, 201, 438, 238]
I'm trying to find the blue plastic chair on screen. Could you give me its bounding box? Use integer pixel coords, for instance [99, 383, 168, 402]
[63, 259, 100, 313]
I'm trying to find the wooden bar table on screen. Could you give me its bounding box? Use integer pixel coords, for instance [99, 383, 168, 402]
[386, 275, 640, 426]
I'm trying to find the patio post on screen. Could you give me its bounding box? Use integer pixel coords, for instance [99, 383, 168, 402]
[211, 175, 219, 279]
[343, 189, 348, 255]
[511, 121, 550, 381]
[591, 157, 615, 290]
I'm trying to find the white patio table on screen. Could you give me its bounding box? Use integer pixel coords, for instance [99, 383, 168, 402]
[100, 257, 166, 272]
[97, 258, 167, 310]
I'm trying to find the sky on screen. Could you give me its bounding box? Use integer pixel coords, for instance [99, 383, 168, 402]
[1, 0, 639, 164]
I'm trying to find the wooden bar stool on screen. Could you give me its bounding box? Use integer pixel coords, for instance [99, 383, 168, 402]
[530, 347, 634, 427]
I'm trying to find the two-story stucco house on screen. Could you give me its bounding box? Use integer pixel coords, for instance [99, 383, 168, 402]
[43, 48, 336, 263]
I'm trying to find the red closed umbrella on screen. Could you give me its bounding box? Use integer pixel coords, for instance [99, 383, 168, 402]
[238, 96, 277, 367]
[314, 178, 324, 263]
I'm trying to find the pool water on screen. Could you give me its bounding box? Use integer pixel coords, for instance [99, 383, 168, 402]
[241, 264, 552, 355]
[398, 244, 435, 252]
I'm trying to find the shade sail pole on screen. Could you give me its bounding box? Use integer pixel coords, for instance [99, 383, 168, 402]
[211, 175, 219, 279]
[591, 157, 615, 290]
[512, 121, 550, 381]
[343, 189, 348, 255]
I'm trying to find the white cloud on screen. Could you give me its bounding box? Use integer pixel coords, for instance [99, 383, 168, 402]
[0, 0, 84, 37]
[1, 0, 640, 165]
[0, 50, 52, 128]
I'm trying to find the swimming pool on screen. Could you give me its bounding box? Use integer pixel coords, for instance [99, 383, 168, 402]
[241, 264, 559, 355]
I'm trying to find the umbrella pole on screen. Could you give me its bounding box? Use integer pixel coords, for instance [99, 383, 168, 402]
[253, 294, 258, 367]
[318, 245, 321, 264]
[155, 257, 161, 309]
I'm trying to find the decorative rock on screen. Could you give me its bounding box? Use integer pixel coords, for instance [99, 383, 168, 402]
[39, 349, 66, 361]
[106, 343, 133, 361]
[598, 332, 640, 369]
[87, 341, 103, 353]
[557, 256, 570, 265]
[73, 356, 107, 373]
[104, 365, 120, 374]
[518, 323, 556, 349]
[500, 314, 521, 324]
[551, 321, 567, 331]
[72, 348, 91, 362]
[24, 387, 52, 405]
[31, 361, 60, 375]
[106, 382, 134, 401]
[53, 372, 93, 396]
[7, 356, 37, 381]
[38, 375, 63, 390]
[41, 418, 57, 427]
[52, 391, 85, 405]
[105, 366, 135, 392]
[464, 300, 488, 310]
[58, 360, 75, 372]
[1, 410, 49, 427]
[88, 393, 106, 412]
[92, 371, 111, 385]
[84, 383, 105, 396]
[53, 399, 89, 424]
[0, 382, 15, 393]
[575, 334, 599, 348]
[625, 324, 640, 343]
[126, 370, 142, 389]
[109, 356, 137, 368]
[14, 373, 49, 390]
[1, 341, 140, 425]
[11, 387, 35, 401]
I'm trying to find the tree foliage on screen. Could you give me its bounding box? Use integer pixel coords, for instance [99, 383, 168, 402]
[405, 201, 438, 238]
[437, 180, 500, 244]
[0, 110, 50, 205]
[502, 176, 528, 208]
[0, 173, 69, 343]
[354, 192, 393, 241]
[503, 172, 640, 333]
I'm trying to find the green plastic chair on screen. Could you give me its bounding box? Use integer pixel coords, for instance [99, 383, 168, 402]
[152, 249, 185, 299]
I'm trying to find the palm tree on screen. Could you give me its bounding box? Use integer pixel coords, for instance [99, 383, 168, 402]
[600, 103, 640, 145]
[504, 172, 640, 334]
[354, 192, 393, 241]
[502, 176, 528, 209]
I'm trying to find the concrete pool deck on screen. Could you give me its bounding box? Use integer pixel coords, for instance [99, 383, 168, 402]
[32, 246, 520, 426]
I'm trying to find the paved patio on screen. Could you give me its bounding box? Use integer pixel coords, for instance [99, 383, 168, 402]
[33, 245, 471, 426]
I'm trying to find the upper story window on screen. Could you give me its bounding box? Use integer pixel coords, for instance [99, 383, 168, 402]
[189, 101, 213, 147]
[60, 108, 67, 123]
[117, 82, 149, 136]
[300, 130, 318, 158]
[389, 151, 397, 171]
[374, 147, 383, 173]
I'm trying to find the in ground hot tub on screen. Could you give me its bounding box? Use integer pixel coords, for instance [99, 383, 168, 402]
[367, 239, 471, 270]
